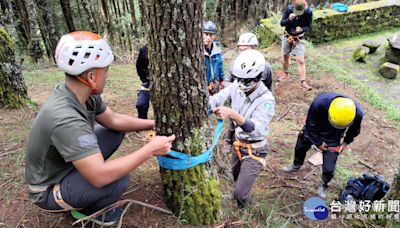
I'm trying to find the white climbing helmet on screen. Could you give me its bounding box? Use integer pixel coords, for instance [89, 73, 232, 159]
[237, 32, 258, 46]
[55, 31, 114, 76]
[232, 49, 265, 79]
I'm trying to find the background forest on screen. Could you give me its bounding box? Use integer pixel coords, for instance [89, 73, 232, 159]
[0, 0, 375, 66]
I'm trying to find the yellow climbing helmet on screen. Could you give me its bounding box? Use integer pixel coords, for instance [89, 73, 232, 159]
[328, 97, 356, 129]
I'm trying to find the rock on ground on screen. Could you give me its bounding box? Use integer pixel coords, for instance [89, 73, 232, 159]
[353, 46, 369, 62]
[379, 62, 399, 79]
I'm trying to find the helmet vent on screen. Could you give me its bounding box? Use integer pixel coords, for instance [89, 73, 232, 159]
[55, 31, 114, 75]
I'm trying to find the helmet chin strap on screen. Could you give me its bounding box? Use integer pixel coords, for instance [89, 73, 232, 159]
[75, 69, 100, 94]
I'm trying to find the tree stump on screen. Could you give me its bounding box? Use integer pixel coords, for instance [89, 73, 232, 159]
[379, 62, 399, 80]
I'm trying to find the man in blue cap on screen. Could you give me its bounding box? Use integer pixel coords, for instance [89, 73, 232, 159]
[203, 21, 224, 95]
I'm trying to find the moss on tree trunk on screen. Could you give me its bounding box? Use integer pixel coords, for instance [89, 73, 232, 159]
[387, 167, 400, 200]
[0, 27, 29, 109]
[143, 0, 221, 225]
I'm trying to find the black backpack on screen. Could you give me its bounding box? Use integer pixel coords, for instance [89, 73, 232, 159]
[339, 173, 390, 203]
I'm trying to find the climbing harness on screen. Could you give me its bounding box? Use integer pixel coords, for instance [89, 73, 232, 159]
[311, 126, 350, 154]
[233, 140, 267, 168]
[285, 31, 303, 47]
[28, 184, 80, 212]
[52, 184, 77, 211]
[156, 119, 224, 170]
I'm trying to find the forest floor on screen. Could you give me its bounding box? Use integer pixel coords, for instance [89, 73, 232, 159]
[1, 29, 400, 227]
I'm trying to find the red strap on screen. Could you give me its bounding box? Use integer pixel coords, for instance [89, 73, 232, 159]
[329, 146, 342, 153]
[75, 69, 100, 94]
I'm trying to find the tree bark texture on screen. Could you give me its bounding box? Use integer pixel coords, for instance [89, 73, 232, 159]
[138, 0, 146, 27]
[100, 0, 114, 42]
[144, 0, 221, 225]
[81, 0, 98, 33]
[59, 0, 76, 32]
[387, 168, 400, 200]
[25, 0, 43, 62]
[127, 0, 138, 36]
[0, 27, 29, 109]
[13, 0, 29, 49]
[0, 0, 15, 35]
[36, 0, 59, 63]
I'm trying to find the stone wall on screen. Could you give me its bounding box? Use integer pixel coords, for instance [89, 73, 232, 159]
[258, 0, 400, 47]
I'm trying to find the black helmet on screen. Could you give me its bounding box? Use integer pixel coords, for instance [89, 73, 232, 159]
[203, 21, 217, 34]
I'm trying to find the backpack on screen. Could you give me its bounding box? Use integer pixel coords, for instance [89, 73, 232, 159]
[339, 173, 390, 203]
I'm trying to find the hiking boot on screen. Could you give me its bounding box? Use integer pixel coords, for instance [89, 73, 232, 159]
[317, 182, 328, 199]
[300, 80, 312, 91]
[278, 72, 290, 82]
[71, 208, 123, 226]
[282, 164, 302, 173]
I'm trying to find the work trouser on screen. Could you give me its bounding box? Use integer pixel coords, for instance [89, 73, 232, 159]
[35, 125, 128, 214]
[136, 83, 150, 119]
[293, 129, 339, 187]
[231, 145, 267, 208]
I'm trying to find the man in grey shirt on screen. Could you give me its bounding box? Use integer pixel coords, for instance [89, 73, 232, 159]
[25, 31, 175, 226]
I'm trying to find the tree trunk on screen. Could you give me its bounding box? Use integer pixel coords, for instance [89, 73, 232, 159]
[211, 0, 220, 22]
[81, 0, 98, 33]
[235, 0, 239, 39]
[0, 0, 15, 34]
[36, 0, 59, 63]
[144, 0, 221, 225]
[14, 0, 30, 53]
[100, 0, 114, 42]
[59, 0, 76, 32]
[25, 0, 43, 63]
[0, 27, 29, 109]
[112, 0, 124, 49]
[138, 0, 146, 27]
[75, 0, 85, 29]
[387, 168, 400, 200]
[127, 0, 138, 36]
[220, 0, 227, 45]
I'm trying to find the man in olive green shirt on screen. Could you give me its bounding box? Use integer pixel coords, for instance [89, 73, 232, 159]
[25, 31, 175, 226]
